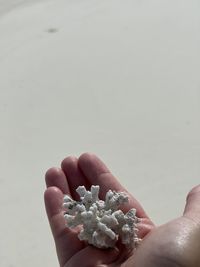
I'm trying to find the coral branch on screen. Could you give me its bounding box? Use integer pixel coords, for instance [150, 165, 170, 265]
[63, 185, 141, 249]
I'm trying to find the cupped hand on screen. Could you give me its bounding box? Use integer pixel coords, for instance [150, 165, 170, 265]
[44, 153, 200, 267]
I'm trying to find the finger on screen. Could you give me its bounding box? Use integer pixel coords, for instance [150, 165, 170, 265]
[64, 246, 119, 267]
[78, 153, 148, 218]
[45, 167, 70, 195]
[61, 156, 89, 200]
[184, 185, 200, 224]
[44, 186, 66, 237]
[44, 187, 83, 266]
[137, 218, 155, 238]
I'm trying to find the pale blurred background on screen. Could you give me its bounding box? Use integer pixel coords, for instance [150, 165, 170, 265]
[0, 0, 199, 266]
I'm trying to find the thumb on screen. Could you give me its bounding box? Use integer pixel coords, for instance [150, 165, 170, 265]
[64, 246, 119, 267]
[183, 185, 200, 223]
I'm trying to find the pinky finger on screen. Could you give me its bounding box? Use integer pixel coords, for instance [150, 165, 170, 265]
[44, 186, 68, 238]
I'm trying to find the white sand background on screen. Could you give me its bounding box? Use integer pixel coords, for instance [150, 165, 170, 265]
[0, 0, 199, 266]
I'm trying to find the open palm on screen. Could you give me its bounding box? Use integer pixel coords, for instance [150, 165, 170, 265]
[44, 153, 200, 267]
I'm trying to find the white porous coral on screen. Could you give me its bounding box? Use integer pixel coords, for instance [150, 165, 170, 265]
[63, 185, 141, 249]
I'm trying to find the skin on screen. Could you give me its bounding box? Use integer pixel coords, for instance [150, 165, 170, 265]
[44, 153, 200, 267]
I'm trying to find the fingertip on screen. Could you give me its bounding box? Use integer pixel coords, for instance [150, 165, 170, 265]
[45, 167, 63, 184]
[184, 184, 200, 223]
[186, 184, 200, 201]
[78, 152, 110, 178]
[61, 156, 78, 170]
[44, 185, 62, 199]
[45, 167, 70, 194]
[78, 152, 96, 163]
[137, 218, 155, 239]
[44, 186, 64, 218]
[78, 152, 103, 168]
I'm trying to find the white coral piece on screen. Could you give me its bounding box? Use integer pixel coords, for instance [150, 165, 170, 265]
[63, 185, 141, 249]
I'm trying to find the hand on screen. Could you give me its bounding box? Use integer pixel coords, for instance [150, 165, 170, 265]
[44, 153, 200, 267]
